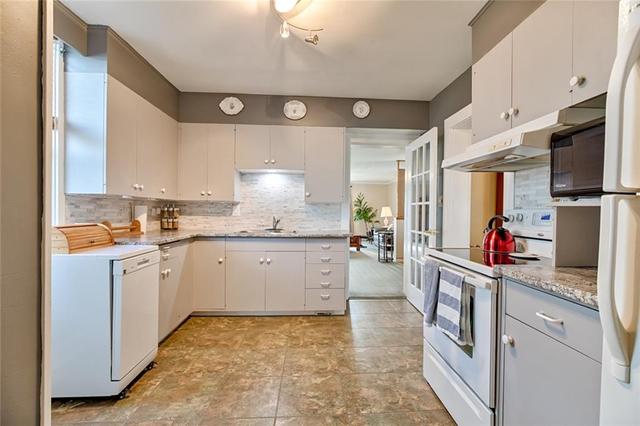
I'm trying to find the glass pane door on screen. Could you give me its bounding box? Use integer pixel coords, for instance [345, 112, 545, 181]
[404, 127, 438, 311]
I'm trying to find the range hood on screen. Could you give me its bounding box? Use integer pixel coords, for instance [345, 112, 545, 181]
[442, 106, 605, 172]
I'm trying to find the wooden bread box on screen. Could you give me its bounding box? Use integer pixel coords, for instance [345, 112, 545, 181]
[52, 223, 115, 254]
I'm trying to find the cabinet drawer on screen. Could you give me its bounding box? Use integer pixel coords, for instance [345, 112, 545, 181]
[505, 280, 602, 361]
[306, 238, 347, 252]
[306, 251, 346, 264]
[226, 238, 305, 252]
[306, 264, 345, 289]
[305, 289, 345, 311]
[159, 240, 190, 263]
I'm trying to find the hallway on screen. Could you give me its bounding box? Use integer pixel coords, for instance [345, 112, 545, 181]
[349, 245, 404, 298]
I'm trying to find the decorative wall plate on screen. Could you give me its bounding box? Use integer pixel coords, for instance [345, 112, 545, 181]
[219, 96, 244, 115]
[353, 100, 370, 119]
[283, 100, 307, 120]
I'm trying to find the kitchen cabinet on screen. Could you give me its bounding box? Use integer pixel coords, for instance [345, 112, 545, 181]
[472, 34, 512, 142]
[137, 96, 178, 199]
[225, 251, 267, 311]
[225, 238, 308, 312]
[265, 251, 306, 311]
[192, 239, 226, 311]
[304, 127, 345, 203]
[500, 279, 601, 425]
[235, 124, 304, 171]
[269, 126, 305, 170]
[66, 74, 178, 198]
[178, 123, 238, 201]
[511, 1, 573, 127]
[158, 242, 193, 342]
[571, 1, 618, 104]
[471, 0, 617, 142]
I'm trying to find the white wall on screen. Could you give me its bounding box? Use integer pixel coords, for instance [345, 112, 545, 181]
[350, 183, 393, 235]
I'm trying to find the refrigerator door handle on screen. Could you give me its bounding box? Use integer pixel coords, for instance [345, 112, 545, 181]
[604, 7, 640, 193]
[598, 195, 634, 383]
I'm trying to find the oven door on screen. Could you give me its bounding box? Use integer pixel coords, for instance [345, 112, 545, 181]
[423, 256, 498, 408]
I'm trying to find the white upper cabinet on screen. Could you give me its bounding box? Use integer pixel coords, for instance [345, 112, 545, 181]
[511, 1, 573, 127]
[571, 1, 618, 105]
[66, 74, 178, 199]
[471, 0, 617, 141]
[105, 76, 138, 196]
[235, 124, 270, 170]
[137, 96, 178, 199]
[179, 123, 238, 201]
[178, 123, 209, 200]
[269, 126, 305, 170]
[304, 127, 345, 203]
[236, 124, 305, 171]
[472, 34, 513, 142]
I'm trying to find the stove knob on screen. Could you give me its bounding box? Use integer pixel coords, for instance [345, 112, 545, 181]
[507, 214, 515, 222]
[516, 213, 524, 222]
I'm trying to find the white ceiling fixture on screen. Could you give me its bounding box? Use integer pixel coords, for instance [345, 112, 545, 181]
[274, 0, 323, 45]
[63, 0, 483, 100]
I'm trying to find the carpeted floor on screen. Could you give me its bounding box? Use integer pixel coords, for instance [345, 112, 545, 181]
[349, 244, 404, 298]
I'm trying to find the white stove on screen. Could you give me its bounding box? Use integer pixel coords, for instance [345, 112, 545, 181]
[422, 208, 554, 425]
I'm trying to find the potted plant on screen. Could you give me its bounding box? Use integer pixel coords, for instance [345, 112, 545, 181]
[353, 193, 377, 239]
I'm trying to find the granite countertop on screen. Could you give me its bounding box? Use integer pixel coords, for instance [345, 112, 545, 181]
[115, 229, 351, 246]
[496, 261, 598, 310]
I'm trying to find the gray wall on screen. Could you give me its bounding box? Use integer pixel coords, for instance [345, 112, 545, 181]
[180, 92, 429, 129]
[428, 68, 472, 137]
[1, 1, 42, 424]
[471, 0, 544, 63]
[53, 0, 87, 55]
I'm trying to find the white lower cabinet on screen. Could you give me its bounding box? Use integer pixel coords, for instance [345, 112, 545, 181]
[265, 252, 306, 311]
[192, 239, 226, 311]
[500, 279, 601, 425]
[158, 242, 193, 342]
[226, 251, 267, 311]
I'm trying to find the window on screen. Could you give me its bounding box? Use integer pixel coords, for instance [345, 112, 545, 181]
[51, 39, 65, 225]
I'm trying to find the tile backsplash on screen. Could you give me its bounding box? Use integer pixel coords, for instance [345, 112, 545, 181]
[513, 165, 551, 209]
[65, 173, 344, 231]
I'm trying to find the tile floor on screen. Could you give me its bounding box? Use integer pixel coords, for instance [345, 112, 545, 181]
[52, 299, 453, 425]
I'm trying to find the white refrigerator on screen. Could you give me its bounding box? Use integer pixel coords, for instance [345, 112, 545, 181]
[599, 1, 640, 423]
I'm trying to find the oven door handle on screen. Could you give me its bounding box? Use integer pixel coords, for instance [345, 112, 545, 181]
[437, 265, 494, 291]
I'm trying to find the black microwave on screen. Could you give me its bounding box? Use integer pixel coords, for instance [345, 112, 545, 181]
[550, 118, 605, 197]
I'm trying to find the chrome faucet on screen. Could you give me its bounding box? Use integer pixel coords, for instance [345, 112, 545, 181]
[272, 216, 281, 230]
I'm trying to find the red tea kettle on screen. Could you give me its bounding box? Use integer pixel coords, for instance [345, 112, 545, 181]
[483, 215, 516, 254]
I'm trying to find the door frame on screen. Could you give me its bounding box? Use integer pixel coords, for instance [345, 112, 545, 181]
[403, 127, 439, 311]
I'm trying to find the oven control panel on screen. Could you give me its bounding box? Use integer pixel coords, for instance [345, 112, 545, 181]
[504, 209, 554, 240]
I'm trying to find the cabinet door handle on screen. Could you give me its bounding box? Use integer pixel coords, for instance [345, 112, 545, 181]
[502, 334, 514, 346]
[266, 258, 272, 265]
[569, 75, 586, 88]
[271, 159, 276, 164]
[160, 187, 166, 194]
[161, 253, 170, 261]
[200, 191, 206, 196]
[320, 294, 331, 300]
[320, 257, 331, 263]
[535, 311, 563, 324]
[320, 269, 331, 275]
[508, 107, 519, 117]
[320, 282, 331, 288]
[139, 184, 144, 191]
[207, 190, 212, 196]
[218, 258, 224, 264]
[499, 111, 510, 120]
[305, 192, 311, 198]
[321, 244, 331, 249]
[259, 258, 265, 264]
[264, 159, 269, 164]
[132, 184, 140, 190]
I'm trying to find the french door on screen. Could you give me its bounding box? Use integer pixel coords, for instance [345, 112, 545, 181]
[404, 127, 439, 311]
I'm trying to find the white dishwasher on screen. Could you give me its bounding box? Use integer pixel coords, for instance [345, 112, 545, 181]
[111, 252, 160, 381]
[52, 244, 160, 398]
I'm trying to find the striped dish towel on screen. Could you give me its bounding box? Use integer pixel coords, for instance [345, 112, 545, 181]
[436, 267, 473, 347]
[422, 259, 440, 326]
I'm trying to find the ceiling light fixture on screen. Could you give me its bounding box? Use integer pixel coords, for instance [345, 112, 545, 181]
[273, 0, 323, 45]
[274, 0, 299, 14]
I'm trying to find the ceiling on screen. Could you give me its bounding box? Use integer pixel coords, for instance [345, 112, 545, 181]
[348, 128, 422, 184]
[63, 0, 482, 101]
